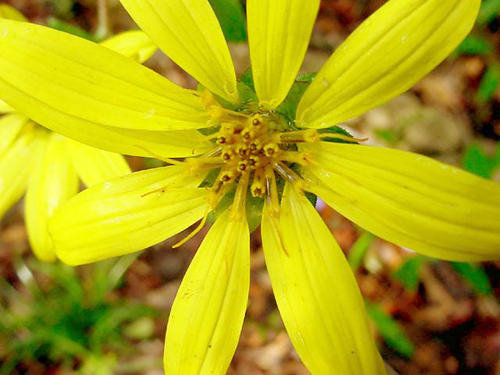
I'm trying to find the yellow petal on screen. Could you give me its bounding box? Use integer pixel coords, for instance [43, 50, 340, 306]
[0, 113, 29, 157]
[261, 184, 386, 374]
[297, 0, 480, 128]
[69, 139, 131, 188]
[247, 0, 320, 108]
[100, 30, 157, 64]
[164, 209, 249, 375]
[25, 134, 79, 262]
[0, 19, 209, 132]
[303, 142, 500, 262]
[0, 4, 27, 22]
[0, 127, 44, 218]
[50, 166, 209, 265]
[0, 99, 14, 113]
[120, 0, 238, 103]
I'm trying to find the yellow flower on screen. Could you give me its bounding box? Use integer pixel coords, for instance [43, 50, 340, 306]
[0, 0, 498, 374]
[0, 5, 157, 262]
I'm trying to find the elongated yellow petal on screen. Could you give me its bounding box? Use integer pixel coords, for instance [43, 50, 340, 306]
[164, 209, 249, 375]
[100, 30, 157, 64]
[0, 113, 29, 157]
[261, 184, 386, 375]
[297, 0, 480, 128]
[50, 166, 209, 265]
[0, 19, 209, 132]
[0, 128, 44, 218]
[0, 99, 14, 113]
[247, 0, 319, 108]
[0, 4, 27, 22]
[69, 139, 131, 188]
[25, 134, 79, 262]
[120, 0, 238, 103]
[303, 142, 500, 262]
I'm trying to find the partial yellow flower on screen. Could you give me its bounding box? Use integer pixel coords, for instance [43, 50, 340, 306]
[0, 8, 157, 262]
[0, 0, 497, 374]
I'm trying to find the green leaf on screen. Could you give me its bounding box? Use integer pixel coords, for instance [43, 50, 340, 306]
[365, 302, 415, 358]
[475, 65, 500, 103]
[52, 0, 76, 18]
[477, 0, 500, 25]
[455, 34, 494, 56]
[209, 0, 247, 42]
[494, 142, 500, 167]
[462, 143, 495, 179]
[348, 231, 375, 270]
[450, 262, 493, 296]
[47, 17, 97, 42]
[392, 255, 426, 291]
[373, 129, 400, 145]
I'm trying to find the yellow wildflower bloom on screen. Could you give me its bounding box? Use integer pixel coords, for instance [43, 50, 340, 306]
[0, 0, 498, 374]
[0, 6, 157, 262]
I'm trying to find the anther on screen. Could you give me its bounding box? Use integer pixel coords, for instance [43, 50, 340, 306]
[248, 156, 261, 168]
[251, 169, 265, 198]
[217, 136, 227, 145]
[238, 161, 248, 171]
[250, 114, 263, 127]
[236, 144, 248, 157]
[221, 149, 234, 161]
[241, 129, 254, 140]
[264, 143, 279, 158]
[220, 170, 235, 184]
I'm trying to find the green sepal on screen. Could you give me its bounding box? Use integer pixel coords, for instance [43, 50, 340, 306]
[319, 126, 358, 144]
[209, 190, 263, 233]
[240, 68, 256, 92]
[276, 73, 317, 126]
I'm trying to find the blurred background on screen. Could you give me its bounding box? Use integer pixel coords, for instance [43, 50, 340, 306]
[0, 0, 500, 374]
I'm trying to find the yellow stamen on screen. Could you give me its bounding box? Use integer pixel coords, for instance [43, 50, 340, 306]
[172, 212, 209, 248]
[265, 165, 280, 217]
[263, 143, 280, 157]
[273, 161, 307, 192]
[231, 172, 250, 221]
[187, 157, 225, 171]
[134, 145, 185, 165]
[279, 151, 311, 166]
[251, 169, 265, 198]
[274, 129, 319, 143]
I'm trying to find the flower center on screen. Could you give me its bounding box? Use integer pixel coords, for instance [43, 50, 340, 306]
[193, 91, 319, 220]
